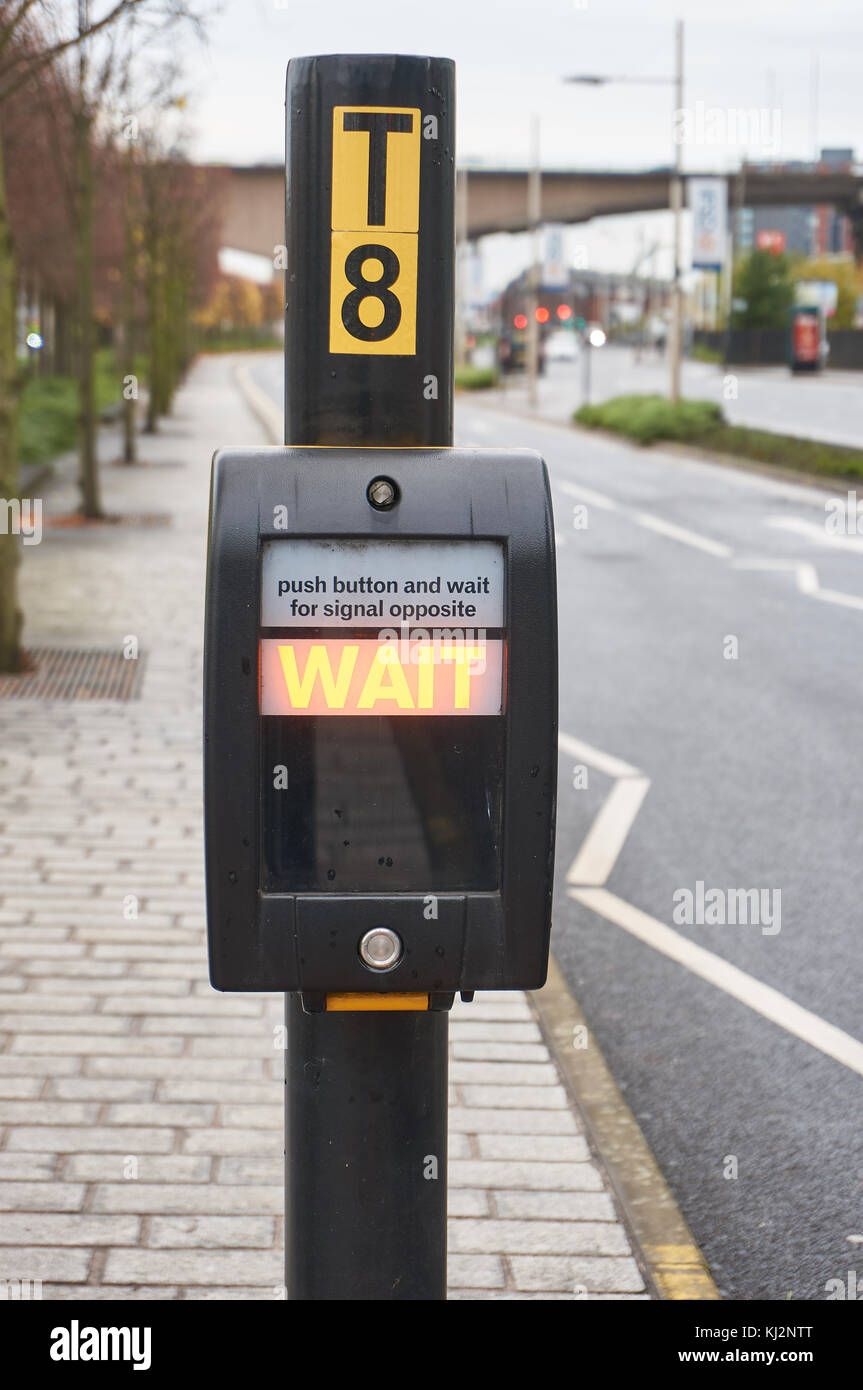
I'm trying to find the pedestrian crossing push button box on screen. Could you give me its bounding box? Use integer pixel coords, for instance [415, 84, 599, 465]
[204, 446, 557, 999]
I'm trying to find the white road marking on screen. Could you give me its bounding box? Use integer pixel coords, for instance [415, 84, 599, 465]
[766, 515, 863, 554]
[734, 557, 863, 611]
[566, 777, 651, 887]
[559, 732, 640, 781]
[634, 512, 733, 558]
[817, 585, 863, 612]
[569, 886, 863, 1080]
[734, 557, 820, 595]
[558, 481, 619, 511]
[559, 734, 650, 888]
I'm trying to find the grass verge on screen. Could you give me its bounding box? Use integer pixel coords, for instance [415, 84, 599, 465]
[574, 393, 863, 481]
[455, 365, 498, 390]
[200, 333, 284, 353]
[19, 349, 146, 468]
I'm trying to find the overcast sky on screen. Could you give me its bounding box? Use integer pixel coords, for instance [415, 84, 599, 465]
[184, 0, 863, 292]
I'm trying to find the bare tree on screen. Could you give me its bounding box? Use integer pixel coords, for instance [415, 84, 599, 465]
[0, 0, 210, 670]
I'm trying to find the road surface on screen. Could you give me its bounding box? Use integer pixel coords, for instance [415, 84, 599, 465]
[491, 347, 863, 451]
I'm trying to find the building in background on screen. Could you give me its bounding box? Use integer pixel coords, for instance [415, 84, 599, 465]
[734, 148, 856, 258]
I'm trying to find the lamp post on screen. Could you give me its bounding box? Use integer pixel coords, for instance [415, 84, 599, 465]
[565, 18, 685, 403]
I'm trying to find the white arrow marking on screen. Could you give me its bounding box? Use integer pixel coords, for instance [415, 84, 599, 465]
[570, 886, 863, 1080]
[559, 733, 649, 887]
[566, 777, 651, 887]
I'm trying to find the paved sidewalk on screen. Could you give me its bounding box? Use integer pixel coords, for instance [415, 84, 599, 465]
[0, 354, 650, 1300]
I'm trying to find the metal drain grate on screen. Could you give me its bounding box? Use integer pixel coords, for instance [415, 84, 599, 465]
[0, 649, 145, 701]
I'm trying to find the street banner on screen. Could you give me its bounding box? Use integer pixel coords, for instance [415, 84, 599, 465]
[543, 224, 568, 289]
[689, 177, 727, 272]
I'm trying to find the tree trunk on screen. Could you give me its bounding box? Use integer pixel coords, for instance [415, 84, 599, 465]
[0, 125, 23, 673]
[145, 253, 160, 432]
[120, 142, 137, 463]
[74, 12, 102, 518]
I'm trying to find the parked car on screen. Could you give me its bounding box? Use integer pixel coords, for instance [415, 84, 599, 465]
[544, 329, 578, 362]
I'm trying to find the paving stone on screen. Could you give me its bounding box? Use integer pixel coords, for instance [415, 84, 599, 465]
[0, 1184, 86, 1212]
[0, 1214, 141, 1245]
[180, 1285, 281, 1301]
[476, 1134, 590, 1162]
[493, 1190, 617, 1222]
[10, 1036, 183, 1057]
[92, 1184, 282, 1214]
[447, 1190, 489, 1218]
[0, 1153, 57, 1180]
[6, 1128, 175, 1154]
[182, 1129, 282, 1157]
[219, 1105, 282, 1129]
[450, 1061, 560, 1085]
[86, 1056, 266, 1080]
[457, 1084, 571, 1110]
[49, 1079, 156, 1102]
[103, 1248, 281, 1285]
[449, 1160, 605, 1192]
[0, 1057, 81, 1079]
[40, 1284, 181, 1300]
[105, 1103, 216, 1127]
[451, 1041, 548, 1061]
[0, 1102, 100, 1125]
[215, 1158, 282, 1185]
[64, 1155, 211, 1183]
[0, 1078, 41, 1099]
[448, 1107, 581, 1136]
[33, 977, 191, 996]
[510, 1255, 647, 1294]
[0, 1248, 92, 1282]
[147, 1216, 274, 1249]
[157, 1080, 279, 1104]
[446, 1254, 506, 1288]
[449, 1218, 632, 1256]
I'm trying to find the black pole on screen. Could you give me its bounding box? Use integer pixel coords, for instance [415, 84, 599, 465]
[283, 53, 455, 1300]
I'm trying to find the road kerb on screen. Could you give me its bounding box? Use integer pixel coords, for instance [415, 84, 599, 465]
[530, 954, 721, 1301]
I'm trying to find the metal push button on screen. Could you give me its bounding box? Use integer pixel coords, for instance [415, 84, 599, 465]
[359, 927, 403, 971]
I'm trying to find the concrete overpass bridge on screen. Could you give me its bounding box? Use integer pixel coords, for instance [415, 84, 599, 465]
[213, 163, 863, 261]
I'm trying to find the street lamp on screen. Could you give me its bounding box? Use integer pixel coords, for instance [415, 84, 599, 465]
[564, 19, 685, 404]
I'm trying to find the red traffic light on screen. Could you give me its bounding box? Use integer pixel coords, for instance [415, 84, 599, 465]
[557, 304, 572, 321]
[513, 313, 527, 330]
[535, 306, 550, 324]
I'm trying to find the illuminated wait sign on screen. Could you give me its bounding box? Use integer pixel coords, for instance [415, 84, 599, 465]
[260, 638, 504, 717]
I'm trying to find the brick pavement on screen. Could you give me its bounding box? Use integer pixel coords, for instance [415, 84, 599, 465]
[0, 354, 651, 1299]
